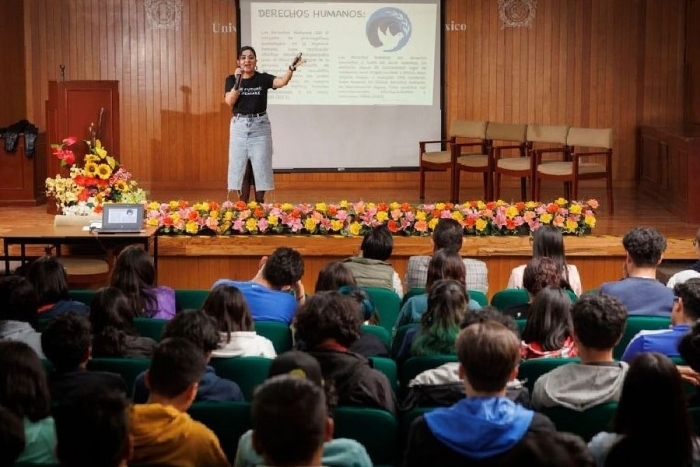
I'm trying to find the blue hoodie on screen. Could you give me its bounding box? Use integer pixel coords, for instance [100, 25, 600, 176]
[132, 366, 244, 403]
[425, 397, 533, 459]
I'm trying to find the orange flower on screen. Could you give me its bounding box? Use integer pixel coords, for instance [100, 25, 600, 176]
[78, 189, 90, 202]
[400, 202, 411, 212]
[506, 218, 516, 230]
[234, 201, 247, 210]
[254, 208, 265, 219]
[432, 209, 440, 218]
[179, 200, 189, 209]
[486, 201, 497, 210]
[328, 205, 338, 216]
[387, 220, 398, 233]
[291, 208, 301, 218]
[187, 210, 199, 221]
[546, 203, 559, 214]
[163, 216, 174, 227]
[94, 205, 103, 214]
[209, 201, 221, 211]
[414, 220, 428, 232]
[553, 215, 565, 227]
[465, 217, 475, 228]
[515, 202, 526, 211]
[377, 202, 388, 211]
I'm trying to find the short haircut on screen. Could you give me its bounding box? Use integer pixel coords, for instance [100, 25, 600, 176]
[456, 321, 520, 393]
[674, 278, 700, 320]
[202, 284, 255, 344]
[570, 292, 627, 350]
[162, 309, 221, 355]
[41, 313, 92, 372]
[0, 341, 51, 422]
[252, 375, 327, 466]
[0, 275, 39, 324]
[426, 249, 466, 293]
[148, 338, 206, 399]
[314, 262, 356, 292]
[523, 257, 563, 296]
[262, 247, 305, 289]
[26, 255, 70, 306]
[54, 387, 129, 467]
[460, 305, 519, 335]
[432, 218, 464, 252]
[622, 227, 666, 267]
[360, 224, 393, 261]
[295, 291, 362, 349]
[501, 431, 595, 467]
[679, 320, 700, 373]
[0, 407, 25, 467]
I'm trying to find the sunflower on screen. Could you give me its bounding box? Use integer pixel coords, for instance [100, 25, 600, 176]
[84, 154, 100, 163]
[96, 164, 112, 180]
[106, 156, 117, 169]
[114, 179, 128, 192]
[84, 162, 98, 176]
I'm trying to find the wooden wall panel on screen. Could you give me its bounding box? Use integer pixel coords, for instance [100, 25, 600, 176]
[21, 0, 685, 193]
[0, 0, 27, 127]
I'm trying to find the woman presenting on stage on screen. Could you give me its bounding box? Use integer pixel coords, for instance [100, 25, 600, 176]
[224, 46, 303, 203]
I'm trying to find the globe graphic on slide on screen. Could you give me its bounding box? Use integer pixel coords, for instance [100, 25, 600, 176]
[365, 7, 412, 52]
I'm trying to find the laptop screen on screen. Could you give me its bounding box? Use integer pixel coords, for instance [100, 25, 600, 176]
[101, 204, 144, 229]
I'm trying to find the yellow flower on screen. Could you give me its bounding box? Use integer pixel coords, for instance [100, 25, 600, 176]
[185, 221, 198, 234]
[367, 202, 376, 209]
[209, 210, 219, 219]
[585, 215, 596, 227]
[428, 218, 439, 230]
[340, 200, 349, 208]
[475, 218, 488, 231]
[389, 202, 400, 210]
[476, 201, 486, 210]
[148, 201, 160, 210]
[566, 219, 578, 231]
[349, 222, 361, 236]
[435, 203, 446, 210]
[415, 211, 427, 221]
[505, 206, 519, 219]
[171, 212, 181, 222]
[84, 162, 98, 175]
[267, 214, 279, 226]
[540, 213, 553, 224]
[248, 201, 258, 209]
[376, 211, 388, 222]
[451, 211, 463, 222]
[146, 217, 159, 226]
[114, 180, 128, 191]
[281, 203, 294, 211]
[106, 156, 116, 169]
[169, 201, 180, 210]
[495, 200, 506, 206]
[200, 202, 210, 212]
[245, 218, 258, 232]
[331, 219, 344, 231]
[525, 201, 539, 209]
[85, 154, 100, 163]
[569, 204, 582, 215]
[96, 164, 112, 180]
[555, 197, 568, 206]
[304, 218, 317, 232]
[315, 202, 327, 212]
[224, 211, 233, 221]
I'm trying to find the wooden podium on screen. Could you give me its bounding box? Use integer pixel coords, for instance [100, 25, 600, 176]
[45, 80, 120, 212]
[0, 133, 47, 206]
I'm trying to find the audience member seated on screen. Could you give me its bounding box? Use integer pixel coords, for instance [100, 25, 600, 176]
[0, 276, 44, 357]
[520, 286, 577, 359]
[90, 287, 157, 359]
[403, 321, 555, 467]
[250, 374, 333, 467]
[507, 225, 582, 295]
[677, 321, 700, 406]
[395, 250, 482, 332]
[0, 341, 56, 464]
[622, 278, 700, 363]
[213, 247, 305, 324]
[405, 218, 488, 294]
[26, 256, 90, 320]
[315, 261, 357, 292]
[129, 338, 230, 467]
[203, 284, 276, 358]
[503, 257, 568, 319]
[396, 280, 469, 363]
[338, 286, 390, 357]
[234, 351, 372, 467]
[690, 227, 700, 274]
[295, 291, 397, 415]
[343, 224, 403, 297]
[111, 245, 176, 319]
[667, 269, 700, 288]
[0, 407, 25, 467]
[588, 353, 700, 467]
[54, 386, 131, 467]
[532, 292, 628, 411]
[499, 431, 595, 467]
[403, 306, 529, 411]
[133, 310, 244, 403]
[42, 313, 127, 404]
[600, 227, 674, 317]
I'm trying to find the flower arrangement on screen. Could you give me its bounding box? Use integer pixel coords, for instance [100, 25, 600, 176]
[145, 198, 598, 237]
[45, 137, 147, 215]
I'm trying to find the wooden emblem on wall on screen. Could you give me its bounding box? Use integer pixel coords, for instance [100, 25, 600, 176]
[145, 0, 183, 29]
[497, 0, 537, 29]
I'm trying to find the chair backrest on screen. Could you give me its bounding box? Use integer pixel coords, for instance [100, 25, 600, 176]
[369, 356, 399, 392]
[517, 357, 580, 395]
[449, 120, 488, 139]
[209, 356, 272, 400]
[333, 406, 399, 465]
[566, 127, 614, 149]
[254, 321, 293, 353]
[515, 318, 527, 336]
[133, 317, 168, 342]
[362, 287, 401, 335]
[87, 358, 151, 398]
[68, 289, 97, 304]
[491, 289, 529, 311]
[613, 316, 672, 360]
[485, 122, 528, 143]
[541, 402, 618, 441]
[400, 355, 459, 389]
[361, 324, 391, 347]
[526, 124, 570, 145]
[468, 289, 489, 307]
[401, 287, 425, 307]
[174, 289, 210, 310]
[187, 401, 251, 462]
[391, 324, 420, 359]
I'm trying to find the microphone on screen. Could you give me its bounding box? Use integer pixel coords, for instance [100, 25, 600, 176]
[233, 73, 242, 90]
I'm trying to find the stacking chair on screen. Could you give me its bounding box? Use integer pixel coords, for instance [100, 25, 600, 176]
[401, 407, 435, 446]
[87, 358, 150, 398]
[419, 120, 488, 202]
[369, 356, 399, 392]
[485, 123, 530, 200]
[401, 287, 425, 307]
[174, 289, 210, 310]
[450, 120, 491, 202]
[333, 407, 399, 467]
[402, 288, 488, 308]
[517, 357, 580, 395]
[133, 317, 168, 342]
[400, 354, 458, 390]
[187, 401, 252, 462]
[362, 287, 401, 335]
[209, 356, 272, 400]
[613, 316, 671, 360]
[361, 324, 391, 348]
[533, 127, 614, 213]
[67, 289, 97, 304]
[541, 402, 617, 441]
[255, 321, 293, 353]
[391, 324, 420, 359]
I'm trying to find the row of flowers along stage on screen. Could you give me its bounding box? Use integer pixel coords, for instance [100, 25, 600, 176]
[42, 137, 664, 291]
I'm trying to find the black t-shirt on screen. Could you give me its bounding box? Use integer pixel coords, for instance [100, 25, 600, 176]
[224, 71, 276, 115]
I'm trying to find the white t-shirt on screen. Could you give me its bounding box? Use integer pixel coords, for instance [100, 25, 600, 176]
[506, 263, 582, 296]
[211, 331, 276, 358]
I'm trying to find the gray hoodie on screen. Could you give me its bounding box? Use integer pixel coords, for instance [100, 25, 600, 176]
[531, 362, 628, 411]
[0, 320, 44, 358]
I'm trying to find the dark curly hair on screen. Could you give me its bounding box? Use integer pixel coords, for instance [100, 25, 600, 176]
[622, 227, 667, 267]
[459, 305, 519, 336]
[678, 320, 700, 373]
[294, 291, 362, 349]
[162, 309, 221, 355]
[0, 276, 39, 328]
[674, 278, 700, 321]
[571, 291, 627, 350]
[360, 224, 394, 261]
[41, 313, 92, 372]
[432, 218, 464, 253]
[262, 247, 305, 290]
[523, 257, 566, 296]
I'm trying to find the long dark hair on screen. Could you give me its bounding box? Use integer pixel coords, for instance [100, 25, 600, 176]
[110, 245, 158, 317]
[426, 249, 466, 294]
[532, 225, 570, 284]
[521, 286, 573, 351]
[201, 284, 254, 344]
[315, 262, 356, 292]
[605, 353, 695, 466]
[26, 256, 69, 306]
[412, 279, 468, 357]
[90, 287, 138, 358]
[0, 341, 51, 422]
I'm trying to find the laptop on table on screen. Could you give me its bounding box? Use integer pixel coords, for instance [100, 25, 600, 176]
[92, 203, 144, 234]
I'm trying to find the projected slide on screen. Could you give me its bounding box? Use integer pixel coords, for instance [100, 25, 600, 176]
[251, 2, 437, 106]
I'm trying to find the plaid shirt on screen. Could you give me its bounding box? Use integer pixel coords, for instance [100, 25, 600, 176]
[404, 256, 489, 293]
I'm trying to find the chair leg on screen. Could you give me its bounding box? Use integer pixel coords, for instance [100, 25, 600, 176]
[419, 166, 425, 200]
[572, 178, 578, 203]
[564, 182, 571, 201]
[535, 174, 541, 202]
[482, 172, 490, 201]
[606, 172, 614, 215]
[520, 177, 526, 201]
[453, 169, 460, 204]
[494, 173, 501, 201]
